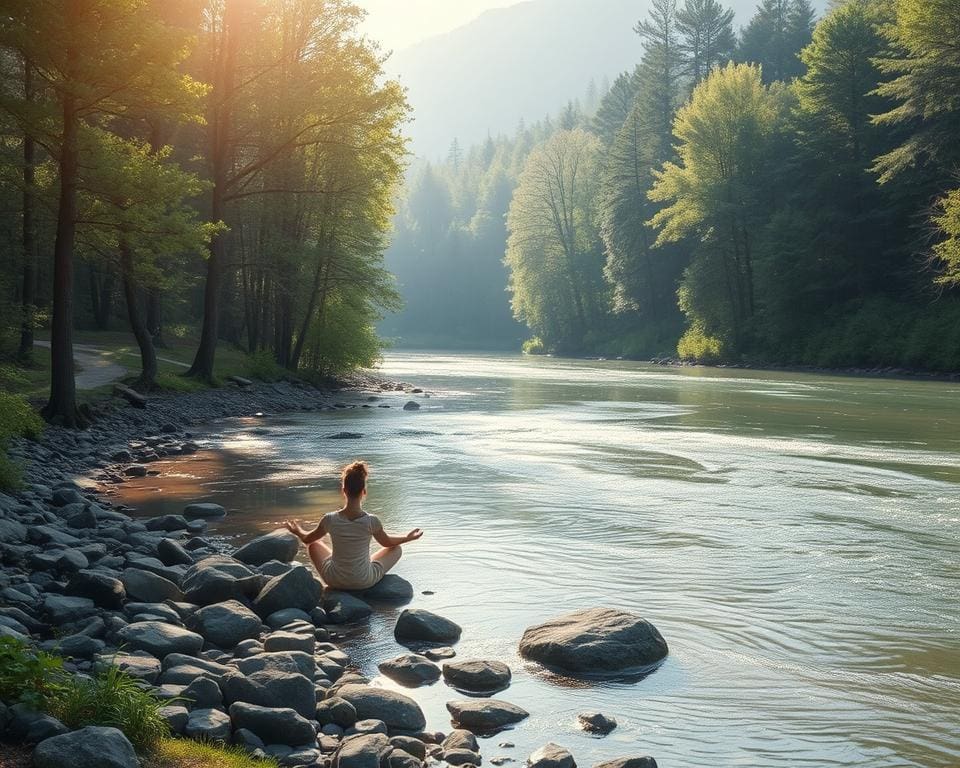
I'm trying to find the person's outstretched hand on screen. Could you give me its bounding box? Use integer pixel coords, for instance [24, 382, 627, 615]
[283, 520, 308, 541]
[405, 528, 424, 543]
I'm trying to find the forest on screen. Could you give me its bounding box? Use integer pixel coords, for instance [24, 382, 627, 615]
[0, 0, 407, 427]
[385, 0, 960, 369]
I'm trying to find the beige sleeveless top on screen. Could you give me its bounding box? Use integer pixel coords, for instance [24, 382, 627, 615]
[320, 510, 383, 589]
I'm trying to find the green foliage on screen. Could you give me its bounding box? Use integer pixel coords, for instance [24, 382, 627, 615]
[244, 351, 285, 382]
[677, 0, 736, 87]
[677, 321, 725, 363]
[50, 664, 169, 751]
[146, 738, 278, 768]
[522, 337, 547, 355]
[932, 188, 960, 286]
[0, 392, 43, 489]
[737, 0, 816, 83]
[301, 287, 391, 378]
[0, 636, 65, 711]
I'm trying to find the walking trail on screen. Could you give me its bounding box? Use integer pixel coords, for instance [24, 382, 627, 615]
[34, 341, 189, 390]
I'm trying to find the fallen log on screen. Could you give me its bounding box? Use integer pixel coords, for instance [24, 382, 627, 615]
[113, 383, 148, 408]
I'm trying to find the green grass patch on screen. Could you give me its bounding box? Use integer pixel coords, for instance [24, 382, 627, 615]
[145, 739, 278, 768]
[0, 392, 44, 490]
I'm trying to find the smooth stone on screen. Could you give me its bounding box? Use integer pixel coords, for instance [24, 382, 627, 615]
[145, 515, 190, 532]
[578, 712, 617, 735]
[519, 608, 668, 677]
[316, 696, 358, 728]
[117, 621, 203, 657]
[528, 744, 576, 768]
[403, 401, 420, 411]
[442, 660, 511, 693]
[592, 759, 657, 768]
[444, 748, 482, 766]
[159, 705, 189, 734]
[121, 567, 184, 603]
[43, 595, 96, 623]
[183, 502, 227, 519]
[446, 699, 529, 734]
[394, 609, 461, 644]
[348, 719, 387, 736]
[266, 608, 312, 629]
[58, 634, 104, 659]
[221, 669, 316, 718]
[185, 707, 232, 742]
[337, 683, 427, 731]
[182, 676, 223, 709]
[442, 730, 479, 752]
[263, 630, 315, 655]
[32, 726, 138, 768]
[390, 735, 427, 760]
[234, 650, 315, 679]
[234, 529, 300, 566]
[388, 752, 423, 768]
[332, 733, 393, 768]
[229, 702, 316, 746]
[233, 728, 266, 750]
[98, 652, 162, 684]
[378, 654, 441, 687]
[25, 713, 70, 743]
[181, 556, 263, 606]
[191, 599, 263, 648]
[254, 565, 323, 617]
[157, 538, 194, 566]
[424, 647, 456, 661]
[323, 591, 374, 624]
[360, 574, 414, 603]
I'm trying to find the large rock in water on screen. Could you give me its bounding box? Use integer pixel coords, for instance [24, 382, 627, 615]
[234, 529, 300, 566]
[518, 608, 667, 677]
[446, 699, 529, 734]
[593, 758, 658, 768]
[117, 621, 203, 657]
[183, 502, 226, 519]
[528, 744, 576, 768]
[229, 702, 316, 746]
[190, 599, 263, 648]
[32, 726, 138, 768]
[394, 609, 461, 644]
[378, 654, 440, 687]
[442, 660, 511, 693]
[254, 565, 322, 617]
[336, 684, 427, 731]
[360, 574, 414, 603]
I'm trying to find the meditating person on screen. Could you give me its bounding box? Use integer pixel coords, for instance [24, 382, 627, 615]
[283, 461, 422, 590]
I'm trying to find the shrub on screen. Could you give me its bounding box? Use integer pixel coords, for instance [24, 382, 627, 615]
[676, 322, 724, 363]
[0, 392, 43, 490]
[244, 350, 285, 382]
[0, 636, 66, 711]
[50, 664, 169, 751]
[521, 336, 546, 355]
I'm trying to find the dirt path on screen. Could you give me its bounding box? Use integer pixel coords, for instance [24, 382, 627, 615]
[34, 340, 127, 390]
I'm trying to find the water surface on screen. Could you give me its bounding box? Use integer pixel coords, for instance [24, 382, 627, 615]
[118, 353, 960, 767]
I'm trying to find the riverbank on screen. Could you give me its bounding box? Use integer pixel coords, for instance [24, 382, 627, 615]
[1, 372, 659, 768]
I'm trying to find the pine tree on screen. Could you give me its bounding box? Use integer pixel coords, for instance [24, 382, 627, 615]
[738, 0, 816, 83]
[677, 0, 736, 87]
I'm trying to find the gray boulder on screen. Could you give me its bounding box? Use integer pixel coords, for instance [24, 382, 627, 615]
[228, 702, 316, 746]
[32, 726, 138, 768]
[361, 575, 414, 603]
[390, 735, 427, 760]
[234, 529, 300, 566]
[183, 676, 223, 709]
[121, 567, 184, 603]
[446, 699, 529, 734]
[234, 650, 315, 679]
[394, 609, 461, 644]
[181, 556, 263, 606]
[159, 705, 189, 734]
[442, 660, 511, 693]
[25, 713, 70, 743]
[157, 538, 194, 566]
[578, 712, 617, 735]
[444, 748, 482, 766]
[333, 733, 393, 768]
[145, 514, 190, 532]
[442, 730, 478, 752]
[592, 759, 657, 768]
[323, 591, 373, 624]
[336, 684, 426, 731]
[191, 599, 263, 648]
[265, 608, 312, 628]
[263, 630, 314, 654]
[378, 654, 440, 687]
[518, 608, 668, 677]
[316, 696, 358, 728]
[183, 502, 226, 519]
[58, 633, 104, 659]
[528, 744, 575, 768]
[185, 707, 231, 742]
[65, 570, 125, 609]
[99, 652, 162, 683]
[221, 669, 316, 718]
[117, 621, 203, 657]
[254, 565, 323, 617]
[43, 595, 97, 624]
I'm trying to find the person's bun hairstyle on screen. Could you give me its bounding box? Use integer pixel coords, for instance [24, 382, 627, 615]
[341, 461, 368, 498]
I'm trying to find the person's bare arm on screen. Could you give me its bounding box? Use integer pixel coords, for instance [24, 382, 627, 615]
[374, 527, 423, 548]
[284, 517, 326, 545]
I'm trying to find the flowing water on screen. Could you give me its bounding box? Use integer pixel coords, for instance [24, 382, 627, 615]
[117, 352, 960, 767]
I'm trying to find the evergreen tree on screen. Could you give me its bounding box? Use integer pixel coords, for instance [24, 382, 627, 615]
[738, 0, 816, 83]
[592, 69, 641, 146]
[677, 0, 736, 87]
[635, 0, 684, 150]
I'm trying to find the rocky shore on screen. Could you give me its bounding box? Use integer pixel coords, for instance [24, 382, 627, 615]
[0, 377, 664, 768]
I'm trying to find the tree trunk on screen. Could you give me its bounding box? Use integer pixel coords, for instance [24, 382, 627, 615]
[17, 60, 36, 362]
[120, 237, 157, 390]
[146, 287, 167, 347]
[89, 267, 114, 330]
[42, 84, 83, 427]
[187, 1, 238, 382]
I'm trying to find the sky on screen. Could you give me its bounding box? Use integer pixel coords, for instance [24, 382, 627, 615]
[355, 0, 518, 52]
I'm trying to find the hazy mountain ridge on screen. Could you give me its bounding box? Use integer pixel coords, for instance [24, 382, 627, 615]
[387, 0, 828, 158]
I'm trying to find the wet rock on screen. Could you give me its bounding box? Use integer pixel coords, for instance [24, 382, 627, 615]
[121, 567, 184, 603]
[157, 537, 194, 566]
[332, 733, 393, 768]
[254, 565, 323, 617]
[144, 515, 190, 533]
[229, 701, 316, 746]
[183, 502, 227, 519]
[185, 707, 231, 742]
[66, 570, 125, 609]
[443, 730, 479, 752]
[424, 647, 456, 661]
[124, 465, 148, 477]
[118, 621, 203, 657]
[577, 712, 617, 735]
[316, 696, 358, 728]
[221, 669, 316, 718]
[442, 660, 511, 693]
[378, 654, 440, 687]
[191, 599, 263, 648]
[518, 608, 668, 677]
[337, 683, 427, 732]
[527, 744, 575, 768]
[446, 699, 529, 734]
[328, 432, 363, 440]
[444, 749, 482, 766]
[402, 401, 420, 411]
[361, 575, 414, 604]
[32, 726, 138, 768]
[591, 759, 657, 768]
[323, 591, 374, 624]
[234, 529, 300, 566]
[395, 609, 461, 645]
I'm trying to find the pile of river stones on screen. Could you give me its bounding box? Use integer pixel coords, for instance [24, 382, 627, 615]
[1, 384, 666, 768]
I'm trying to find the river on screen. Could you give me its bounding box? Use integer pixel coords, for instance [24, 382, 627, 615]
[116, 352, 960, 767]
